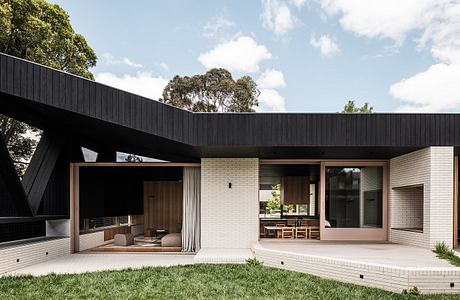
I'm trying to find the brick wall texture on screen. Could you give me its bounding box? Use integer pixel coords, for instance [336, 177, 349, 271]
[200, 158, 259, 249]
[389, 147, 453, 248]
[0, 238, 70, 274]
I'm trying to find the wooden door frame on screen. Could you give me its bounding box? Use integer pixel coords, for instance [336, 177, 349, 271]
[69, 162, 200, 253]
[320, 160, 389, 241]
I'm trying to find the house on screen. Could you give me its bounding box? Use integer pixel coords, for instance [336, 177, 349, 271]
[0, 53, 459, 289]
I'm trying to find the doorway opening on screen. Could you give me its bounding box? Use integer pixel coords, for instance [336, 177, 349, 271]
[71, 163, 200, 253]
[259, 163, 320, 240]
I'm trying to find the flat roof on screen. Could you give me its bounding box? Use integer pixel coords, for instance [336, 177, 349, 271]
[1, 52, 459, 160]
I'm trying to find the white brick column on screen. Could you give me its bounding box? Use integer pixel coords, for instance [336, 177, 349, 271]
[389, 147, 453, 249]
[200, 158, 259, 249]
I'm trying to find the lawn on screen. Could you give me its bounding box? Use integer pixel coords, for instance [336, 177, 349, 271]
[0, 264, 457, 300]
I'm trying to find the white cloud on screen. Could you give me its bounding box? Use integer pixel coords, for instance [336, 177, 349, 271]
[258, 88, 287, 112]
[292, 0, 307, 9]
[318, 0, 434, 43]
[160, 62, 169, 71]
[204, 15, 235, 38]
[198, 36, 272, 73]
[257, 69, 286, 89]
[261, 0, 298, 37]
[95, 72, 168, 100]
[102, 52, 143, 68]
[390, 63, 460, 112]
[310, 34, 340, 56]
[317, 0, 460, 111]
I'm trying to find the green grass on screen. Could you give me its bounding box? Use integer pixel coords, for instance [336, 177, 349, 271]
[0, 264, 458, 300]
[434, 242, 460, 267]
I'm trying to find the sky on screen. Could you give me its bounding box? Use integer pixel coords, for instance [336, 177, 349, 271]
[49, 0, 460, 113]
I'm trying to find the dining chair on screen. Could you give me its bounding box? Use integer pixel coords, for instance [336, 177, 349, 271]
[309, 226, 320, 239]
[281, 227, 295, 239]
[259, 223, 267, 238]
[275, 223, 285, 238]
[295, 227, 307, 239]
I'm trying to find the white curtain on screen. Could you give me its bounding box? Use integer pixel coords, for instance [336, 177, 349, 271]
[182, 167, 201, 252]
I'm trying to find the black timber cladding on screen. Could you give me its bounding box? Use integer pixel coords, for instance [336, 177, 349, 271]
[1, 52, 460, 154]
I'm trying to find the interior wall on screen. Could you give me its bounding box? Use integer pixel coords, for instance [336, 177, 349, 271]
[143, 181, 183, 234]
[79, 167, 182, 219]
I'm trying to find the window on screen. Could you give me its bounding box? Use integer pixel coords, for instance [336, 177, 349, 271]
[79, 215, 130, 233]
[391, 185, 423, 232]
[325, 166, 383, 228]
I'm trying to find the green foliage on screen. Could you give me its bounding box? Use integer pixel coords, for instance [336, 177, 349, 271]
[0, 116, 40, 176]
[125, 154, 143, 163]
[433, 242, 460, 267]
[0, 0, 96, 175]
[245, 258, 262, 266]
[266, 184, 281, 213]
[160, 68, 259, 112]
[0, 0, 96, 79]
[342, 100, 373, 113]
[266, 183, 294, 214]
[0, 264, 457, 299]
[402, 287, 420, 295]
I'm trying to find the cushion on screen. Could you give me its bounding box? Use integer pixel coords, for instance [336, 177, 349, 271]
[114, 233, 134, 246]
[161, 233, 182, 247]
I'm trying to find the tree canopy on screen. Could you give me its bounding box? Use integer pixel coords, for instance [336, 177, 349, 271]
[341, 100, 373, 113]
[160, 68, 259, 112]
[0, 0, 97, 79]
[0, 0, 97, 175]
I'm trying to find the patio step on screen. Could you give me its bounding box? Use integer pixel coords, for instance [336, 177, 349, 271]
[194, 248, 253, 264]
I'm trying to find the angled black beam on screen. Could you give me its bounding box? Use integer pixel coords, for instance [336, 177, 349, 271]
[0, 134, 32, 216]
[96, 148, 117, 162]
[22, 131, 64, 215]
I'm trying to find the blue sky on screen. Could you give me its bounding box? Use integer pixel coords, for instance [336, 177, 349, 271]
[49, 0, 459, 113]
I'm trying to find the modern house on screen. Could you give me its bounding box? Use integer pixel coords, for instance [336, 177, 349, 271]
[0, 53, 459, 292]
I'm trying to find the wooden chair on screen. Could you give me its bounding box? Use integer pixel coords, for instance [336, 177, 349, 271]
[275, 223, 285, 239]
[259, 223, 267, 238]
[309, 226, 320, 239]
[281, 227, 295, 239]
[295, 227, 308, 239]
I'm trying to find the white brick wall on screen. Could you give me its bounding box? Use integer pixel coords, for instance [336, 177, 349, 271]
[200, 158, 259, 249]
[254, 244, 460, 294]
[389, 147, 453, 248]
[0, 237, 70, 274]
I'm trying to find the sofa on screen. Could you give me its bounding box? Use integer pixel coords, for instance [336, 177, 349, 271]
[161, 233, 182, 247]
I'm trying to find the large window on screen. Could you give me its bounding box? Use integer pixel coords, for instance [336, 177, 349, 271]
[325, 166, 383, 228]
[259, 164, 320, 219]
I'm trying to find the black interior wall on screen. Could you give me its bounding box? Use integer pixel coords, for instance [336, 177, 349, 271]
[79, 167, 183, 218]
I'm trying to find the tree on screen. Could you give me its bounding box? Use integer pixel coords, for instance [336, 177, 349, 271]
[160, 68, 259, 112]
[125, 154, 143, 163]
[266, 184, 281, 214]
[0, 118, 39, 176]
[266, 184, 294, 214]
[0, 0, 97, 175]
[342, 100, 373, 113]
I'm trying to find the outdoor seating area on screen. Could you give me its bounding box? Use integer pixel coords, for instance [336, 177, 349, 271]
[260, 220, 320, 239]
[85, 233, 182, 253]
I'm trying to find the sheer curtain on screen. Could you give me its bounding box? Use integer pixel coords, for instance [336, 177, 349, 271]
[182, 167, 201, 252]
